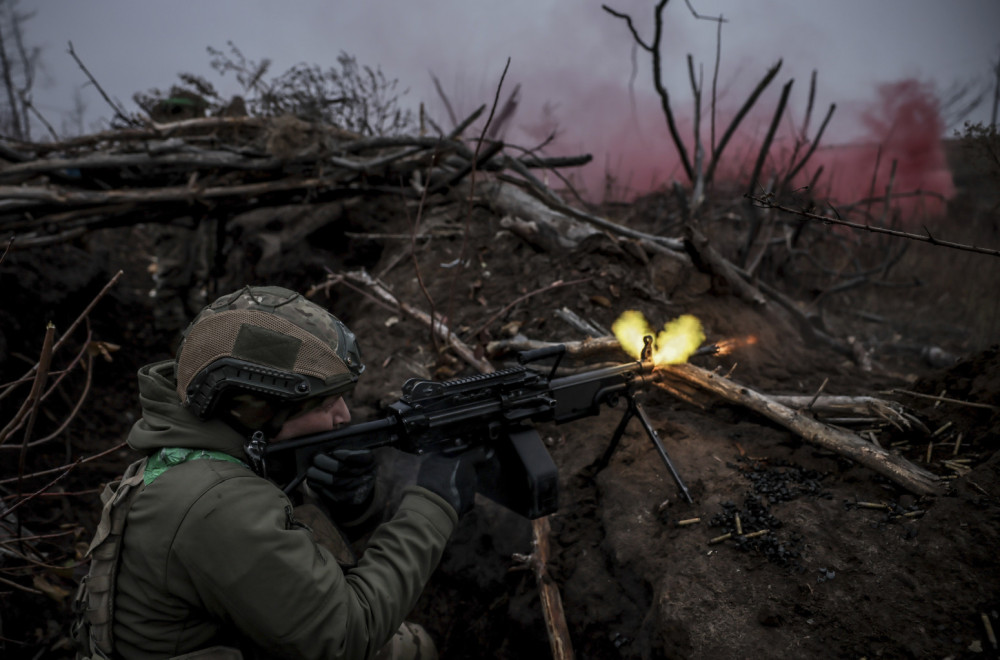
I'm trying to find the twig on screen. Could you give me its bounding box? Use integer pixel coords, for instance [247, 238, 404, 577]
[11, 345, 95, 450]
[781, 101, 835, 189]
[687, 54, 705, 209]
[604, 1, 693, 181]
[682, 0, 726, 22]
[4, 451, 81, 521]
[704, 59, 783, 186]
[807, 377, 829, 410]
[0, 17, 25, 139]
[888, 389, 1000, 412]
[1, 489, 102, 502]
[329, 269, 493, 374]
[0, 529, 76, 543]
[740, 78, 794, 267]
[710, 12, 723, 156]
[16, 323, 55, 523]
[448, 104, 486, 139]
[864, 144, 884, 221]
[747, 195, 1000, 257]
[1, 323, 94, 443]
[0, 573, 41, 595]
[466, 278, 593, 342]
[0, 441, 128, 486]
[0, 269, 122, 403]
[429, 71, 459, 128]
[447, 57, 512, 349]
[408, 147, 442, 353]
[66, 41, 136, 127]
[0, 234, 12, 266]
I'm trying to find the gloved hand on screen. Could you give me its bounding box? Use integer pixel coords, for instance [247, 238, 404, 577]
[305, 448, 377, 522]
[417, 453, 477, 517]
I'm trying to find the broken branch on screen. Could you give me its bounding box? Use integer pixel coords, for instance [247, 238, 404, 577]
[661, 362, 944, 495]
[748, 194, 1000, 257]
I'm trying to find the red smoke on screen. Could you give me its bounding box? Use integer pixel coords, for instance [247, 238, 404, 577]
[509, 75, 954, 224]
[808, 78, 954, 221]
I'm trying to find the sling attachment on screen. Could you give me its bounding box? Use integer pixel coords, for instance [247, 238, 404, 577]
[244, 431, 268, 478]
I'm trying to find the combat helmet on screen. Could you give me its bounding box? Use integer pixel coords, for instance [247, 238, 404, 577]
[175, 286, 364, 424]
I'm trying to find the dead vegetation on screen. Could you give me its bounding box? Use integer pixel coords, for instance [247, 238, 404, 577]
[3, 9, 1000, 658]
[2, 100, 999, 656]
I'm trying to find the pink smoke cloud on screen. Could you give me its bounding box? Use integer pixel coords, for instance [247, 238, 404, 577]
[488, 67, 954, 224]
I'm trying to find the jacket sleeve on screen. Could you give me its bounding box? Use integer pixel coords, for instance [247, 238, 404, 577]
[170, 474, 457, 660]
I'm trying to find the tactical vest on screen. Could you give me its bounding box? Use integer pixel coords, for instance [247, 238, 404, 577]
[72, 450, 249, 660]
[72, 456, 147, 659]
[70, 449, 376, 659]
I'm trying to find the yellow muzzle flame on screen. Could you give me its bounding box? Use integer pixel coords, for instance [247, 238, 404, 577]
[612, 310, 706, 366]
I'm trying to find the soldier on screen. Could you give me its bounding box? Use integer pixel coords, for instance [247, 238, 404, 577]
[74, 286, 476, 659]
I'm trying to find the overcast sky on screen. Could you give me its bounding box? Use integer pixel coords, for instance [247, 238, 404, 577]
[23, 0, 1000, 199]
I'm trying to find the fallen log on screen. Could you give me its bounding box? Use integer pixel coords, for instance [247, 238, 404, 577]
[682, 218, 768, 307]
[662, 363, 944, 495]
[475, 179, 689, 263]
[481, 179, 602, 251]
[767, 394, 912, 429]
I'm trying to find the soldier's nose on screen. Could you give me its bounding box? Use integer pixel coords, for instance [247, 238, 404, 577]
[328, 396, 351, 426]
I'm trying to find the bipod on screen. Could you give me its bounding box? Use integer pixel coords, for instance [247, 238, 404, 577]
[588, 335, 693, 503]
[590, 393, 693, 504]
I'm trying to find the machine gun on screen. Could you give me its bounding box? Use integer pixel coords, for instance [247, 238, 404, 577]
[258, 337, 692, 519]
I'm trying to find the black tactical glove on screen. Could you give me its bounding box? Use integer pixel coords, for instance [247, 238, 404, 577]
[417, 453, 477, 517]
[305, 448, 377, 522]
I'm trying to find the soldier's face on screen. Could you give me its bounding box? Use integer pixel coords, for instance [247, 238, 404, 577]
[273, 395, 351, 441]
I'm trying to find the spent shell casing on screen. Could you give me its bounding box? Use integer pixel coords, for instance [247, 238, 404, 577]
[932, 421, 954, 438]
[982, 612, 997, 649]
[742, 529, 769, 539]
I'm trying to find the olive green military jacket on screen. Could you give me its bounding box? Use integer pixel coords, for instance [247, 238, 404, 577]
[112, 360, 457, 659]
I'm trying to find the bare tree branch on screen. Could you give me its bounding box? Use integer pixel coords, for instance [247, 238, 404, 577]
[0, 7, 24, 138]
[429, 70, 458, 128]
[682, 0, 727, 22]
[740, 78, 794, 266]
[710, 13, 723, 156]
[67, 41, 138, 127]
[748, 194, 1000, 258]
[703, 59, 782, 186]
[604, 1, 694, 181]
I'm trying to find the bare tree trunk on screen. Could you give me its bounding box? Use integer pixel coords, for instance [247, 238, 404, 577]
[0, 8, 25, 140]
[991, 53, 999, 127]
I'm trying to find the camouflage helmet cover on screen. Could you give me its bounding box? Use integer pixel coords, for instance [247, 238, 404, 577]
[175, 286, 364, 419]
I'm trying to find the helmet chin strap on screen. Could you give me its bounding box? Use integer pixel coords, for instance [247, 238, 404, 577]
[233, 404, 304, 479]
[215, 399, 296, 479]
